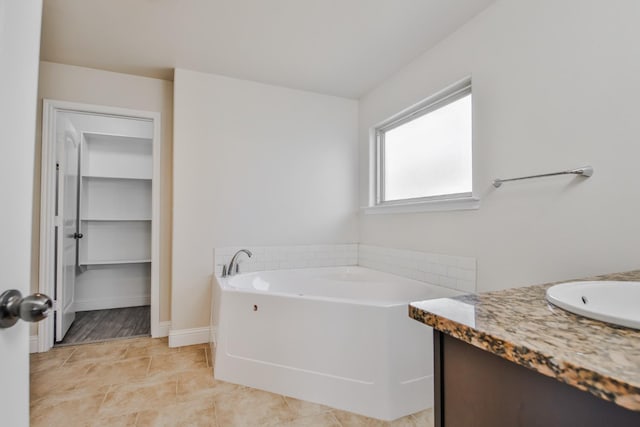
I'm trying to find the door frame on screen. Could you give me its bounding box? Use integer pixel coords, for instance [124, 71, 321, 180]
[38, 99, 162, 351]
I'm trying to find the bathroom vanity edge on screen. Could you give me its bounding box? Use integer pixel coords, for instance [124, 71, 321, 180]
[409, 269, 640, 415]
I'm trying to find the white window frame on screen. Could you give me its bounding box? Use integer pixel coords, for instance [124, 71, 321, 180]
[365, 78, 479, 214]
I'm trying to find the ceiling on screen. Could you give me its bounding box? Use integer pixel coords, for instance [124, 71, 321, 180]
[41, 0, 495, 98]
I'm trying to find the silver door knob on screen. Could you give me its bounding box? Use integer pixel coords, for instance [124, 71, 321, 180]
[0, 290, 53, 328]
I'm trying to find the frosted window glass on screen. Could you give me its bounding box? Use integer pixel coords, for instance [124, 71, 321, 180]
[383, 94, 472, 201]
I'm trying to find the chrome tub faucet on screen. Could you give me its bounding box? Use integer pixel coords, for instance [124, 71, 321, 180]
[222, 249, 253, 277]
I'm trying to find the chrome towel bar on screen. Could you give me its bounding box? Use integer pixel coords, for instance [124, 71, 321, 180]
[493, 165, 593, 188]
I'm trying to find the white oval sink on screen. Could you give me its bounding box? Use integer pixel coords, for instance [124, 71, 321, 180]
[546, 281, 640, 330]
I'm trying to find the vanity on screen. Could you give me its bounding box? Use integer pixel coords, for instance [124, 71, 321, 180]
[409, 270, 640, 427]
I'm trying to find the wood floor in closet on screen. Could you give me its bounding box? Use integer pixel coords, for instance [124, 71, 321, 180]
[57, 306, 150, 346]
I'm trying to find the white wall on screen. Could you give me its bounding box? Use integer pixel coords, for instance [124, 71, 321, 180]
[172, 69, 358, 330]
[359, 0, 640, 292]
[34, 61, 173, 323]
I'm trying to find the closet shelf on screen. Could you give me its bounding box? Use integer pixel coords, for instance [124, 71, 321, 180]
[82, 174, 151, 181]
[81, 218, 152, 222]
[84, 132, 152, 145]
[80, 259, 151, 266]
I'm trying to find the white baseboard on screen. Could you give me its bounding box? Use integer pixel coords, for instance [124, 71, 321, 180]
[210, 326, 217, 345]
[156, 321, 171, 338]
[168, 326, 211, 348]
[74, 295, 151, 312]
[29, 336, 39, 353]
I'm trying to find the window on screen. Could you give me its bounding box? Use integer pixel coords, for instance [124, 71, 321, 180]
[371, 79, 476, 213]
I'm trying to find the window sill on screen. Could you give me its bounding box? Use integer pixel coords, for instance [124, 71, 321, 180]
[362, 196, 480, 215]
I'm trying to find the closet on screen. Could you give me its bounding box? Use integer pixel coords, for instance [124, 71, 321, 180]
[52, 110, 155, 345]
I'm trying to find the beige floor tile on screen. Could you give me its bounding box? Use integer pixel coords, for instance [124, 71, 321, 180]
[30, 345, 76, 360]
[332, 409, 421, 427]
[30, 337, 425, 427]
[30, 392, 106, 427]
[136, 398, 216, 427]
[148, 348, 208, 375]
[64, 341, 128, 365]
[410, 408, 434, 426]
[117, 336, 159, 346]
[98, 379, 177, 417]
[205, 344, 215, 368]
[84, 356, 151, 385]
[272, 412, 341, 427]
[179, 344, 211, 357]
[123, 345, 174, 360]
[332, 410, 433, 427]
[122, 337, 175, 359]
[179, 343, 209, 351]
[176, 367, 242, 402]
[30, 355, 68, 374]
[284, 396, 332, 418]
[388, 414, 422, 427]
[139, 366, 182, 385]
[30, 360, 97, 402]
[88, 412, 139, 426]
[31, 357, 94, 380]
[332, 409, 387, 426]
[214, 387, 296, 427]
[30, 347, 76, 373]
[31, 373, 111, 404]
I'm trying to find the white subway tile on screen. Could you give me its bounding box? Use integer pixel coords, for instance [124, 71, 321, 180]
[264, 261, 279, 271]
[308, 259, 325, 268]
[456, 279, 476, 294]
[448, 266, 475, 281]
[287, 252, 304, 261]
[250, 247, 265, 255]
[423, 253, 438, 264]
[430, 263, 447, 275]
[457, 257, 476, 270]
[407, 270, 422, 281]
[278, 261, 294, 269]
[439, 276, 457, 288]
[416, 262, 430, 273]
[438, 255, 458, 267]
[250, 262, 265, 271]
[214, 244, 475, 294]
[423, 272, 440, 285]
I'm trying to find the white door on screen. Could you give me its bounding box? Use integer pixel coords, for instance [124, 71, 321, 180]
[55, 116, 79, 341]
[0, 0, 44, 425]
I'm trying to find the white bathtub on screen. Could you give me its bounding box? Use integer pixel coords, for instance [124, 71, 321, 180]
[210, 266, 462, 421]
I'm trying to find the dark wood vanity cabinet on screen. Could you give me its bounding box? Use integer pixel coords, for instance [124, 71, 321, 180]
[433, 332, 640, 427]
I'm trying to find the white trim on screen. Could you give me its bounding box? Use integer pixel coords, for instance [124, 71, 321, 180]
[38, 99, 163, 352]
[149, 113, 162, 338]
[157, 321, 171, 338]
[362, 196, 480, 214]
[210, 326, 217, 346]
[375, 77, 473, 132]
[168, 327, 211, 348]
[29, 336, 39, 354]
[37, 100, 58, 353]
[369, 76, 476, 213]
[74, 296, 151, 312]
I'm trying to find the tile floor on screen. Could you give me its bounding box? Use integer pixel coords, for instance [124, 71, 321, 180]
[30, 337, 434, 426]
[57, 306, 150, 346]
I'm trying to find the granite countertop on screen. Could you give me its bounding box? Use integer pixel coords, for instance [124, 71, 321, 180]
[409, 270, 640, 412]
